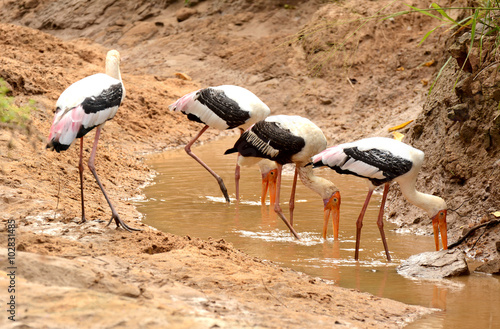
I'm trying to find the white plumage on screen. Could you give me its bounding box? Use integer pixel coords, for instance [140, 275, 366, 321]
[168, 85, 271, 203]
[312, 136, 448, 260]
[226, 115, 340, 240]
[46, 50, 138, 232]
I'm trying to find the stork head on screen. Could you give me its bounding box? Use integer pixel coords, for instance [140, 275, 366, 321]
[431, 209, 447, 251]
[323, 190, 341, 240]
[261, 168, 278, 206]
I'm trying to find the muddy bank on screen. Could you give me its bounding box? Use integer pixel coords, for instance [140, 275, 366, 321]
[0, 0, 499, 327]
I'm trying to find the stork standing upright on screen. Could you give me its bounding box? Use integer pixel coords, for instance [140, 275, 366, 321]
[168, 85, 270, 203]
[225, 115, 341, 240]
[46, 50, 139, 232]
[311, 136, 448, 261]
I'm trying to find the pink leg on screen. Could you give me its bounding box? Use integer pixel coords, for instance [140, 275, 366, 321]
[377, 183, 391, 262]
[289, 167, 298, 226]
[355, 188, 374, 260]
[88, 126, 140, 232]
[78, 138, 86, 224]
[185, 125, 230, 203]
[274, 164, 300, 239]
[235, 161, 241, 204]
[235, 129, 243, 204]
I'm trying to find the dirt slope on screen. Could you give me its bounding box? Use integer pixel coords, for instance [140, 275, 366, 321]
[0, 0, 499, 327]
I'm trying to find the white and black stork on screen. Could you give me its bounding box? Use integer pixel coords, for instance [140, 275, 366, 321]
[168, 85, 270, 203]
[311, 136, 448, 261]
[46, 50, 139, 232]
[225, 115, 340, 240]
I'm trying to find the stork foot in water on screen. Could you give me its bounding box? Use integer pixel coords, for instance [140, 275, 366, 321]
[168, 85, 271, 204]
[226, 115, 340, 240]
[312, 136, 448, 261]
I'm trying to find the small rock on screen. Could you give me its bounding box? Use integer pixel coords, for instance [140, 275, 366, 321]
[176, 8, 197, 22]
[447, 103, 469, 122]
[475, 259, 500, 275]
[397, 249, 469, 279]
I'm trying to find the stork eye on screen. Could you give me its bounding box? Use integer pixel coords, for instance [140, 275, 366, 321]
[54, 107, 61, 114]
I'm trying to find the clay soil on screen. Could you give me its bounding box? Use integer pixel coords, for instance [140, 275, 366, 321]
[0, 0, 499, 328]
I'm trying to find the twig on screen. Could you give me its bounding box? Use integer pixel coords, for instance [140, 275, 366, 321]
[261, 276, 287, 308]
[448, 219, 500, 249]
[53, 175, 61, 221]
[346, 77, 355, 89]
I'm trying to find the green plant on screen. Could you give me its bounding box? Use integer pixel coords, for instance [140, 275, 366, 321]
[0, 78, 33, 129]
[291, 1, 500, 93]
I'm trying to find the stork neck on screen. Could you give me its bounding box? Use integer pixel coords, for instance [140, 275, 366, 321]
[106, 58, 122, 81]
[398, 178, 446, 217]
[298, 165, 337, 200]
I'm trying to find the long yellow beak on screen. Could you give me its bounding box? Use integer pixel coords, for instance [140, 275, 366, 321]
[323, 191, 341, 240]
[261, 169, 277, 206]
[432, 209, 448, 250]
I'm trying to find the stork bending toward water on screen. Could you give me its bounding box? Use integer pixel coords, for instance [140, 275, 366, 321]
[46, 50, 139, 232]
[311, 137, 448, 261]
[168, 85, 270, 203]
[237, 157, 278, 206]
[226, 115, 340, 240]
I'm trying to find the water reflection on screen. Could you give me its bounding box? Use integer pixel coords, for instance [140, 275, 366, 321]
[137, 137, 500, 329]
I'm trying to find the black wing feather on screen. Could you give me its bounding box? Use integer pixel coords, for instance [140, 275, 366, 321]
[343, 147, 413, 186]
[196, 88, 250, 128]
[225, 120, 305, 165]
[81, 83, 123, 114]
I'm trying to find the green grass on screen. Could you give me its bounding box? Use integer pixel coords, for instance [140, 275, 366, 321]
[290, 0, 500, 88]
[0, 78, 33, 129]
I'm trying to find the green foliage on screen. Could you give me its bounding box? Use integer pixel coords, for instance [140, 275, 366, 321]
[0, 78, 33, 129]
[293, 1, 500, 93]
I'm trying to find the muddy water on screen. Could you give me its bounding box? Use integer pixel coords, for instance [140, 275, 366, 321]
[137, 137, 500, 329]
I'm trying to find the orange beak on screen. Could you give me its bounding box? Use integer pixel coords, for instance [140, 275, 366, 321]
[431, 209, 448, 250]
[323, 191, 341, 240]
[261, 169, 277, 206]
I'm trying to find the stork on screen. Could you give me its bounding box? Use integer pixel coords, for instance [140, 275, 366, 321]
[237, 156, 278, 206]
[311, 136, 448, 261]
[226, 115, 340, 240]
[168, 85, 270, 203]
[46, 50, 139, 232]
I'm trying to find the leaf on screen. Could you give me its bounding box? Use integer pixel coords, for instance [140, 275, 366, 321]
[429, 56, 453, 95]
[431, 3, 458, 25]
[403, 4, 443, 21]
[492, 211, 500, 218]
[388, 120, 414, 132]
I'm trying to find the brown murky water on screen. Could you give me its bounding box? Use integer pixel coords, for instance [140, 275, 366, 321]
[136, 137, 500, 329]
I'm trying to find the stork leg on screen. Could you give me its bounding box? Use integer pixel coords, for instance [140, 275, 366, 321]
[235, 128, 243, 204]
[78, 137, 86, 224]
[185, 125, 230, 203]
[235, 161, 241, 204]
[355, 188, 374, 260]
[377, 183, 391, 262]
[274, 164, 300, 239]
[88, 126, 140, 232]
[289, 167, 298, 226]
